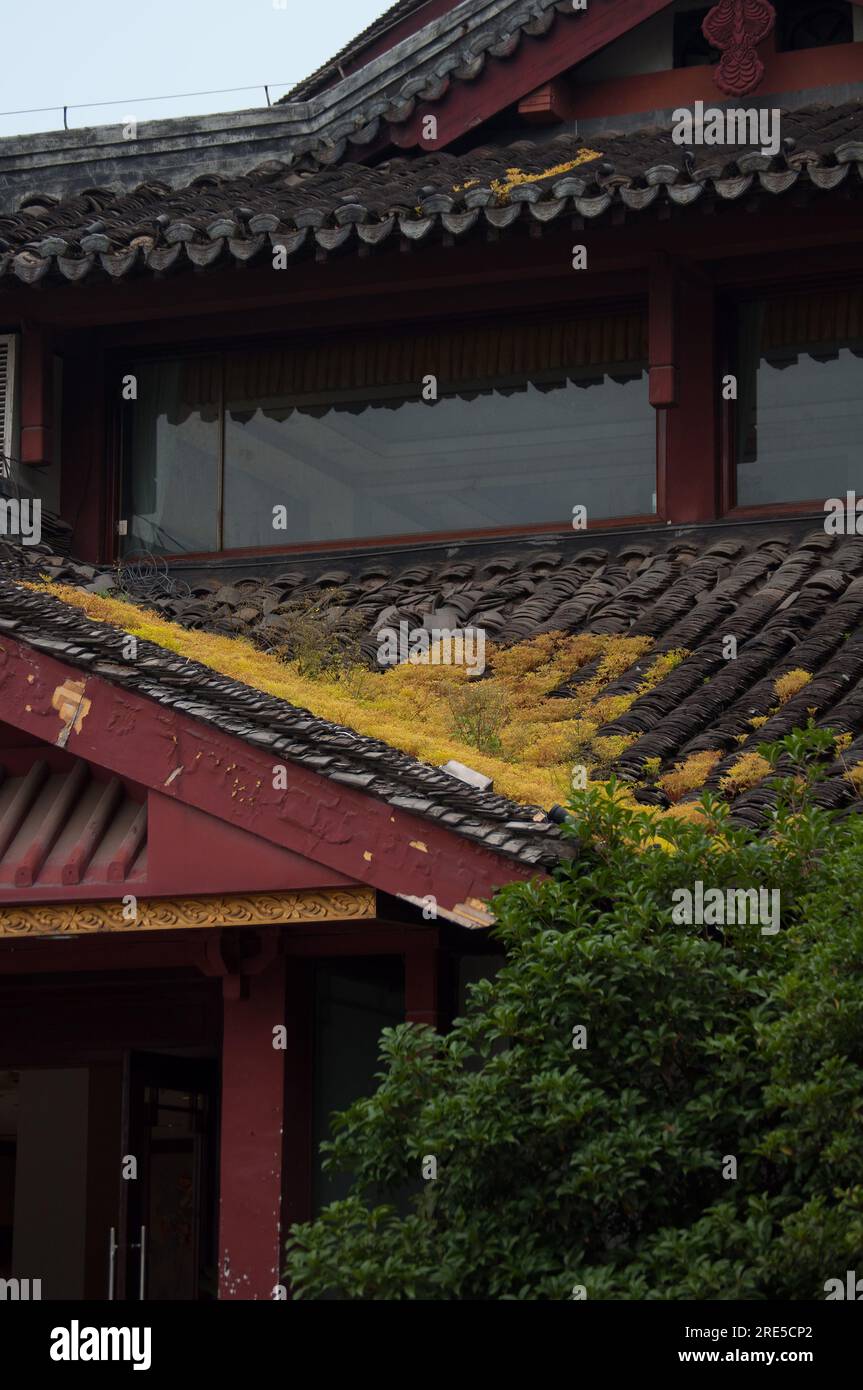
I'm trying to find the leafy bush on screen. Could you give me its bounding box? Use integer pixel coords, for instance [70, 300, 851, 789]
[285, 728, 863, 1299]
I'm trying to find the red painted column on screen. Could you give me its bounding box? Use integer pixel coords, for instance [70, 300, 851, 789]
[19, 324, 54, 468]
[650, 255, 718, 524]
[218, 954, 287, 1300]
[405, 934, 441, 1029]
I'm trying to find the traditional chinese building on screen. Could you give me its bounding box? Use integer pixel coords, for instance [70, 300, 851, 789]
[0, 0, 861, 1300]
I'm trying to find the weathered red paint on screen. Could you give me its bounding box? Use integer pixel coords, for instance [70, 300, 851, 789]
[0, 637, 540, 913]
[219, 953, 288, 1300]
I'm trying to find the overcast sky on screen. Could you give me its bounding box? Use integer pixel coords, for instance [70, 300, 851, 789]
[0, 0, 395, 138]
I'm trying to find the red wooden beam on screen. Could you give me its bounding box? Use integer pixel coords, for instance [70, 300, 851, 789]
[0, 759, 48, 860]
[63, 776, 123, 885]
[14, 758, 88, 886]
[565, 42, 863, 122]
[518, 78, 577, 126]
[18, 324, 54, 468]
[648, 252, 677, 409]
[106, 803, 146, 882]
[405, 935, 441, 1029]
[391, 0, 675, 150]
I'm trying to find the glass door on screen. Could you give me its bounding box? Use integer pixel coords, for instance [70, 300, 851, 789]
[114, 1053, 218, 1301]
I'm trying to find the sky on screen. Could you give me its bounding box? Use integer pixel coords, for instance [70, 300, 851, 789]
[0, 0, 397, 138]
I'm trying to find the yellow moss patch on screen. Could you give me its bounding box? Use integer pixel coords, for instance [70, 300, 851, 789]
[664, 801, 709, 827]
[844, 762, 863, 794]
[489, 149, 603, 202]
[27, 584, 678, 808]
[719, 752, 772, 797]
[774, 669, 812, 704]
[658, 749, 723, 804]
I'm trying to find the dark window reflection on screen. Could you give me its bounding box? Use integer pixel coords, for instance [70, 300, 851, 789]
[223, 375, 655, 548]
[122, 331, 656, 555]
[123, 359, 220, 556]
[735, 299, 863, 507]
[312, 958, 404, 1213]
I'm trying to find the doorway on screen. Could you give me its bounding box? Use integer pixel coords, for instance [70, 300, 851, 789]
[0, 1054, 217, 1301]
[116, 1052, 218, 1301]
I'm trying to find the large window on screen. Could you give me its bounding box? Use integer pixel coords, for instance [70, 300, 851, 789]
[120, 313, 656, 556]
[733, 289, 863, 509]
[775, 1, 854, 51]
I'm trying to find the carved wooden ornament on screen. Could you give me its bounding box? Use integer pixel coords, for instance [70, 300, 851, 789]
[703, 0, 776, 97]
[0, 887, 376, 937]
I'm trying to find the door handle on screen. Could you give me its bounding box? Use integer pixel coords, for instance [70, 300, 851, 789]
[138, 1225, 147, 1300]
[107, 1226, 118, 1301]
[108, 1225, 146, 1300]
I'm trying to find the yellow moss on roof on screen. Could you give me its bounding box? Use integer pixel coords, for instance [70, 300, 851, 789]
[25, 581, 686, 810]
[489, 148, 603, 202]
[774, 668, 812, 704]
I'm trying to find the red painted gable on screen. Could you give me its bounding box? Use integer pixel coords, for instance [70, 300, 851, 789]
[0, 633, 540, 916]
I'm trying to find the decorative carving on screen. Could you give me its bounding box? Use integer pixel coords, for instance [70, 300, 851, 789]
[0, 887, 376, 938]
[703, 0, 776, 96]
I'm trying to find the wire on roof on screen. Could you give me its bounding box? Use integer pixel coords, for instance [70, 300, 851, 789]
[0, 82, 302, 128]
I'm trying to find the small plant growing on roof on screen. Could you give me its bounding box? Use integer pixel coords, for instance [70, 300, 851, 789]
[446, 681, 510, 756]
[270, 589, 366, 679]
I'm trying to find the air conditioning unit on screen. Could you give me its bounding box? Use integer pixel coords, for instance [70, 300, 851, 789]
[0, 334, 20, 481]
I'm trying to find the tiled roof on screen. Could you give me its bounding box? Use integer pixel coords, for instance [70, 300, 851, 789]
[6, 518, 863, 836]
[2, 103, 861, 287]
[0, 564, 565, 870]
[283, 0, 434, 101]
[277, 0, 571, 155]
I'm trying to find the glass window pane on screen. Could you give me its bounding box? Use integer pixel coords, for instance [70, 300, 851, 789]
[312, 958, 404, 1212]
[123, 359, 220, 555]
[223, 371, 655, 548]
[736, 300, 863, 507]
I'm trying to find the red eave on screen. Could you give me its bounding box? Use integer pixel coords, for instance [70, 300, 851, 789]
[0, 634, 540, 916]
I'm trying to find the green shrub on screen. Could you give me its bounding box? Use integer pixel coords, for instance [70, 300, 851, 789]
[285, 729, 863, 1299]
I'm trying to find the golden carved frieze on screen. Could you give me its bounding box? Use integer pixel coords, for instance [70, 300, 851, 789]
[0, 887, 376, 938]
